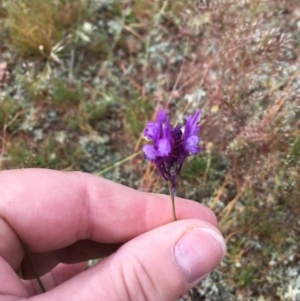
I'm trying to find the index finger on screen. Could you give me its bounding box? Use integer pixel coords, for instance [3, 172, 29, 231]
[0, 168, 217, 252]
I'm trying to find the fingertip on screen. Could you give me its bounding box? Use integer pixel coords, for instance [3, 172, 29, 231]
[28, 220, 225, 301]
[100, 219, 225, 300]
[173, 226, 226, 284]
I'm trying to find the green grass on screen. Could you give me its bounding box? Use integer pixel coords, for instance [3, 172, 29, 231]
[52, 79, 83, 107]
[0, 96, 22, 133]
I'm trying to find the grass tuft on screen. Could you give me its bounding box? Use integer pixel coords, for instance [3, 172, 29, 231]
[4, 0, 87, 59]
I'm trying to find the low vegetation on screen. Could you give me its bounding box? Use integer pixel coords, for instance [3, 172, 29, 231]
[0, 0, 299, 300]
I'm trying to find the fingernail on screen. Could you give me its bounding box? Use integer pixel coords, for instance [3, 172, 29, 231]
[173, 227, 226, 283]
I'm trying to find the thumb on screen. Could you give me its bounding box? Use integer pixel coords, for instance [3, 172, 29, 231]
[39, 219, 226, 301]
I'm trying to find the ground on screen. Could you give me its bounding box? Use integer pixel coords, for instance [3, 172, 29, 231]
[0, 0, 300, 300]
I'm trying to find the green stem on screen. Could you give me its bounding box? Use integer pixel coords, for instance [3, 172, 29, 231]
[167, 180, 177, 221]
[17, 233, 46, 293]
[203, 148, 211, 183]
[95, 151, 142, 176]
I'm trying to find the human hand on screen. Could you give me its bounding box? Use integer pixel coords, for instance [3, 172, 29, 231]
[0, 169, 226, 301]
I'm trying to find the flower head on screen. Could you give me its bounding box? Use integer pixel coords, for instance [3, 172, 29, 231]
[143, 109, 201, 186]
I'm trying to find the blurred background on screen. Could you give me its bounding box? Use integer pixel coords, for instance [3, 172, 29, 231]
[0, 0, 300, 300]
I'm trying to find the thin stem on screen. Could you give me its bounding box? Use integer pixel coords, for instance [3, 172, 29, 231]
[166, 178, 195, 301]
[17, 233, 46, 293]
[167, 180, 177, 221]
[188, 290, 195, 301]
[203, 148, 211, 183]
[95, 151, 142, 176]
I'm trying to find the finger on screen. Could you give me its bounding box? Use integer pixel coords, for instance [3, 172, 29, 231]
[21, 241, 122, 279]
[32, 220, 226, 301]
[0, 256, 28, 298]
[23, 262, 87, 295]
[0, 169, 217, 270]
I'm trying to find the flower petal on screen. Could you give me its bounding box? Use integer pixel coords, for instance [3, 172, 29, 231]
[157, 139, 171, 157]
[157, 109, 167, 124]
[163, 116, 171, 141]
[144, 109, 167, 142]
[183, 110, 201, 150]
[142, 145, 157, 160]
[144, 122, 159, 140]
[185, 135, 201, 153]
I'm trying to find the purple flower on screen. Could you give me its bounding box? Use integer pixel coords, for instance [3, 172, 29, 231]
[183, 110, 201, 154]
[143, 109, 201, 186]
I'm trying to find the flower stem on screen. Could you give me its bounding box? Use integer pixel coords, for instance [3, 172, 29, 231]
[167, 180, 195, 301]
[17, 232, 46, 293]
[167, 180, 177, 221]
[188, 290, 195, 301]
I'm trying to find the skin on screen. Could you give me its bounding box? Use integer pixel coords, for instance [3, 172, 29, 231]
[0, 169, 225, 301]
